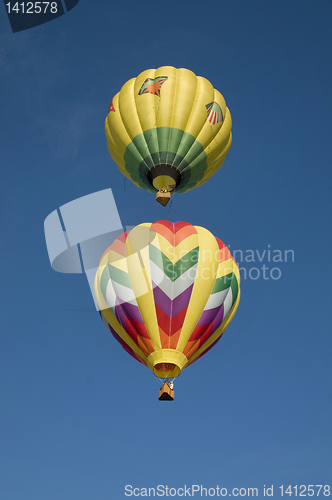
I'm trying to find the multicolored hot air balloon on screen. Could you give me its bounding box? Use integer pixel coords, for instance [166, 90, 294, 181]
[94, 221, 240, 397]
[105, 67, 232, 206]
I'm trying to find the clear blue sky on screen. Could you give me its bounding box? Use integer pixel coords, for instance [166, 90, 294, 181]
[0, 1, 331, 499]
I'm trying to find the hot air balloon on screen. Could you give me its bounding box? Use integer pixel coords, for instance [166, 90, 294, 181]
[94, 221, 240, 399]
[105, 67, 232, 206]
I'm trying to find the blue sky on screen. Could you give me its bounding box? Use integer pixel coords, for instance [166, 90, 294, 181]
[0, 1, 331, 499]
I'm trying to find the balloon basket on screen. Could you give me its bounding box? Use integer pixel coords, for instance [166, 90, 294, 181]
[158, 384, 174, 401]
[156, 191, 171, 206]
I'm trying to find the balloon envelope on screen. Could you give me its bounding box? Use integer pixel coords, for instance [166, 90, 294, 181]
[105, 67, 232, 197]
[94, 221, 240, 378]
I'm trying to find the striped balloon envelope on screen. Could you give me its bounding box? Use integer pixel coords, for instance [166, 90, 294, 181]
[94, 221, 240, 379]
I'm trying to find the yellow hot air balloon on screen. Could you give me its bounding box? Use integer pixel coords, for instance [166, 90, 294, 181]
[94, 221, 240, 399]
[105, 67, 232, 206]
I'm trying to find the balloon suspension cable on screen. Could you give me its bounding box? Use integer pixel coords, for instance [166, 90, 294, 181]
[166, 191, 174, 216]
[154, 375, 175, 386]
[155, 375, 164, 386]
[124, 177, 127, 193]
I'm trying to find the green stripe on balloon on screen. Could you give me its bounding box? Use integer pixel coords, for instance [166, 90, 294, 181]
[211, 273, 234, 294]
[230, 275, 239, 305]
[123, 127, 207, 192]
[149, 245, 199, 281]
[173, 248, 199, 279]
[108, 265, 132, 289]
[100, 266, 111, 301]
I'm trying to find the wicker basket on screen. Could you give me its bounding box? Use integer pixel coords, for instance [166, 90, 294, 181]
[159, 384, 174, 401]
[156, 191, 171, 206]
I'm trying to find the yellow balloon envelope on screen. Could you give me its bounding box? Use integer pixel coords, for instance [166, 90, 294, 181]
[94, 221, 240, 379]
[105, 67, 232, 203]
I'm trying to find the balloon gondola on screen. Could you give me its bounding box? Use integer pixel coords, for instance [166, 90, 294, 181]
[94, 221, 240, 399]
[105, 67, 232, 206]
